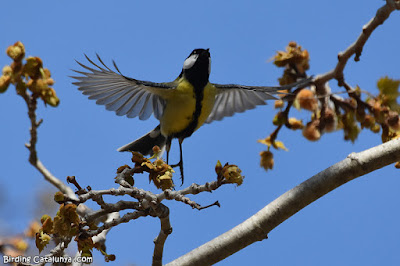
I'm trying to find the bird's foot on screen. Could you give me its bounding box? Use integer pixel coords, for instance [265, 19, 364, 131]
[170, 161, 184, 185]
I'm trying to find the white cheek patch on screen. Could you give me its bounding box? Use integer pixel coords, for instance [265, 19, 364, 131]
[183, 54, 199, 70]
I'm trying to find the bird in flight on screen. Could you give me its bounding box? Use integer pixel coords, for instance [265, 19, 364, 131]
[72, 49, 311, 184]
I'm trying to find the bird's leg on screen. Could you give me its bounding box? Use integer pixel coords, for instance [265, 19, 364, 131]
[170, 138, 184, 185]
[166, 137, 172, 165]
[178, 138, 184, 184]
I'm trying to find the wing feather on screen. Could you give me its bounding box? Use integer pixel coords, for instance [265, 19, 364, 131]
[207, 77, 312, 123]
[126, 90, 147, 118]
[72, 55, 177, 120]
[138, 93, 153, 120]
[95, 88, 130, 104]
[104, 89, 136, 111]
[115, 90, 142, 116]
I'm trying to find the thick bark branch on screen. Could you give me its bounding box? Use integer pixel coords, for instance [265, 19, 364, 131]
[167, 138, 400, 266]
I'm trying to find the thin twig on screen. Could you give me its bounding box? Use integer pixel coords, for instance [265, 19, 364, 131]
[85, 201, 140, 224]
[85, 210, 150, 238]
[157, 181, 222, 202]
[342, 81, 373, 112]
[20, 90, 75, 197]
[314, 2, 398, 86]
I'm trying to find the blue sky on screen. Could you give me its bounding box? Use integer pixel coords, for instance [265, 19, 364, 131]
[1, 0, 399, 265]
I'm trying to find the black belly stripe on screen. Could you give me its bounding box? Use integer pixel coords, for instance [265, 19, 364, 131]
[174, 84, 204, 139]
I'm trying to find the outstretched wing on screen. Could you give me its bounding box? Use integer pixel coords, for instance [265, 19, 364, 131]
[71, 54, 176, 121]
[207, 78, 312, 123]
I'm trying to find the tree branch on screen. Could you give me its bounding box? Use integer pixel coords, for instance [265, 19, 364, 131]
[314, 1, 398, 87]
[39, 238, 71, 266]
[20, 90, 75, 197]
[18, 85, 121, 262]
[152, 204, 172, 266]
[166, 138, 400, 266]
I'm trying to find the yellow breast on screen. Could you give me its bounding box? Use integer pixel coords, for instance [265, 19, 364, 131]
[160, 79, 216, 136]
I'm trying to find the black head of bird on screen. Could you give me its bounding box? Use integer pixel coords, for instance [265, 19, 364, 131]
[72, 48, 311, 184]
[181, 48, 211, 89]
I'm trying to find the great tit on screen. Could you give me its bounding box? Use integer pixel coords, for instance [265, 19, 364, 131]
[72, 49, 311, 183]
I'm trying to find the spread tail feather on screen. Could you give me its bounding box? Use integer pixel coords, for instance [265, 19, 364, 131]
[117, 125, 166, 155]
